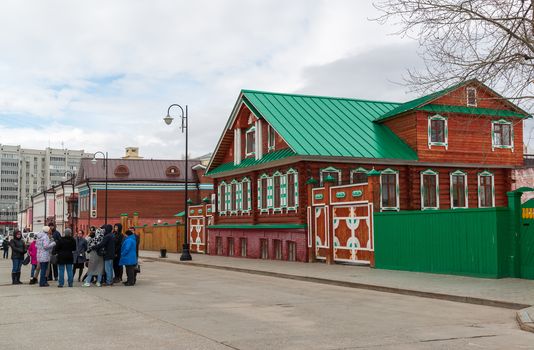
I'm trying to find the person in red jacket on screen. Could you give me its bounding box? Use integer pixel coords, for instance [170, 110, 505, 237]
[27, 239, 38, 284]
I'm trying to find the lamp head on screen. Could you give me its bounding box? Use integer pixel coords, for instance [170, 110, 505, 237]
[91, 158, 97, 165]
[164, 114, 174, 126]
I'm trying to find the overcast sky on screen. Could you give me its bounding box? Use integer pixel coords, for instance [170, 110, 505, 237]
[0, 0, 483, 159]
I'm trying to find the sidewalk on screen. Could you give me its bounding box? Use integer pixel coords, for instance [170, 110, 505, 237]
[140, 250, 534, 310]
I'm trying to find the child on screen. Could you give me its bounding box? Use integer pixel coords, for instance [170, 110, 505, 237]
[28, 238, 38, 284]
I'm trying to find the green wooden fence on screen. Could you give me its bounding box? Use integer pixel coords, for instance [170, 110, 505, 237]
[374, 207, 513, 278]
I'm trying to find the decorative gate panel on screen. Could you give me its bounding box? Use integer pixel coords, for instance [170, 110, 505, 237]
[521, 206, 534, 279]
[188, 204, 213, 254]
[333, 203, 374, 264]
[313, 206, 329, 260]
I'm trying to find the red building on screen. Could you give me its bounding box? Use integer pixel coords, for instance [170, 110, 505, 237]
[75, 158, 213, 232]
[205, 79, 529, 263]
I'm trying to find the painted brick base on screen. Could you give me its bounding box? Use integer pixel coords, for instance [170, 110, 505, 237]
[208, 228, 308, 262]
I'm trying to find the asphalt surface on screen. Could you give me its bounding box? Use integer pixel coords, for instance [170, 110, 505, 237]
[0, 258, 533, 349]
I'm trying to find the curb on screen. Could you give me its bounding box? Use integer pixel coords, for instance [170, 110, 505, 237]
[140, 256, 530, 311]
[517, 307, 534, 333]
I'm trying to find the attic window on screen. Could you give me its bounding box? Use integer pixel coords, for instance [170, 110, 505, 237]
[246, 126, 256, 157]
[267, 125, 275, 151]
[166, 166, 180, 177]
[466, 87, 477, 107]
[114, 165, 129, 177]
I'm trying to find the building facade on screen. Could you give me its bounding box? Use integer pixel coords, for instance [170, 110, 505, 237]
[205, 80, 529, 263]
[75, 158, 213, 232]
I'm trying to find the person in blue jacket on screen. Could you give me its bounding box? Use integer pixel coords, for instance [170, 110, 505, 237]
[119, 230, 137, 286]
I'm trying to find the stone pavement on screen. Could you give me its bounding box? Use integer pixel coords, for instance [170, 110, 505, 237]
[141, 250, 534, 309]
[1, 257, 534, 349]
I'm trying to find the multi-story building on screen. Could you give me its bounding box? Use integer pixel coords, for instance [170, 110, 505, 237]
[0, 145, 91, 232]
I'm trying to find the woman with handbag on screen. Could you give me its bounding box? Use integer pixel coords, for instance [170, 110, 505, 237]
[83, 228, 104, 287]
[36, 226, 56, 287]
[9, 230, 26, 285]
[73, 229, 87, 282]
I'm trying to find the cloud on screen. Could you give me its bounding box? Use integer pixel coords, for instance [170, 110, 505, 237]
[0, 0, 415, 158]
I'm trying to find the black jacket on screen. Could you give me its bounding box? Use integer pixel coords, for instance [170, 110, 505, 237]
[56, 236, 77, 265]
[113, 224, 123, 258]
[2, 240, 8, 250]
[96, 225, 115, 260]
[9, 238, 26, 260]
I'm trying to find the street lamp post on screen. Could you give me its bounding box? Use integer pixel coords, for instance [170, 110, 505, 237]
[91, 152, 108, 226]
[163, 103, 192, 261]
[63, 171, 76, 231]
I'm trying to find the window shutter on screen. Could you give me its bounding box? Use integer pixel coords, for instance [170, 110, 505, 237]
[217, 185, 222, 212]
[257, 179, 262, 209]
[280, 175, 287, 208]
[294, 173, 299, 207]
[225, 185, 231, 211]
[267, 178, 273, 208]
[237, 183, 242, 211]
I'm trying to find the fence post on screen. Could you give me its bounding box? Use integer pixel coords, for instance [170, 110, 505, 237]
[132, 212, 139, 227]
[507, 191, 522, 278]
[323, 175, 335, 265]
[306, 177, 318, 262]
[120, 213, 128, 231]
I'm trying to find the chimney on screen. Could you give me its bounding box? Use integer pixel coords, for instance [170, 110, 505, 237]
[122, 147, 143, 160]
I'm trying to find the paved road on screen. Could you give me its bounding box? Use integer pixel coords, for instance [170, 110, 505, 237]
[0, 258, 533, 350]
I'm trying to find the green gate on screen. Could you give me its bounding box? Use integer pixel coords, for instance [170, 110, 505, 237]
[521, 198, 534, 279]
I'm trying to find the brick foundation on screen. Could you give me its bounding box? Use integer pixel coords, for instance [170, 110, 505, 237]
[208, 228, 308, 262]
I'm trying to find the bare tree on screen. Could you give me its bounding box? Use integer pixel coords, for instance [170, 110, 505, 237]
[374, 0, 534, 108]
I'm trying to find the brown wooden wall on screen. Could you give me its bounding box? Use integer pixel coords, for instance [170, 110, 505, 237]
[137, 224, 184, 253]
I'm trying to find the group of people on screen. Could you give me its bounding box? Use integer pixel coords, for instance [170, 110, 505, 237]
[7, 222, 139, 288]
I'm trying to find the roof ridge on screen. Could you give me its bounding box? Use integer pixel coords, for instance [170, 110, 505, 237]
[241, 89, 401, 105]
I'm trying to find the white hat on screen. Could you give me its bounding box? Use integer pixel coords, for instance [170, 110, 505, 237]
[42, 226, 50, 232]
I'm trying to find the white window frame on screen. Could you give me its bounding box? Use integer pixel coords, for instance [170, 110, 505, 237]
[466, 87, 477, 107]
[286, 168, 299, 211]
[272, 171, 283, 212]
[420, 169, 439, 210]
[233, 128, 242, 165]
[229, 179, 239, 215]
[380, 168, 400, 211]
[267, 124, 276, 152]
[491, 119, 514, 151]
[245, 126, 256, 157]
[240, 177, 251, 214]
[218, 181, 227, 215]
[350, 167, 368, 184]
[320, 166, 341, 186]
[258, 173, 271, 213]
[449, 170, 468, 209]
[478, 171, 495, 208]
[428, 114, 448, 149]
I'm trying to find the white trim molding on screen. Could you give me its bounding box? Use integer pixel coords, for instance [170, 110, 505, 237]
[477, 170, 495, 208]
[449, 170, 468, 209]
[427, 114, 448, 149]
[420, 169, 439, 210]
[380, 168, 400, 212]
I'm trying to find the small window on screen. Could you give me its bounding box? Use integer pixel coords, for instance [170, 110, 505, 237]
[467, 87, 477, 107]
[165, 166, 180, 177]
[450, 171, 468, 209]
[428, 115, 447, 146]
[216, 237, 223, 255]
[245, 126, 256, 156]
[260, 239, 268, 259]
[114, 165, 129, 177]
[380, 169, 399, 210]
[228, 238, 234, 256]
[219, 184, 226, 213]
[240, 238, 247, 257]
[350, 168, 368, 184]
[287, 241, 296, 261]
[421, 170, 439, 210]
[274, 240, 282, 260]
[492, 120, 512, 148]
[267, 125, 276, 151]
[287, 171, 297, 208]
[478, 172, 494, 208]
[320, 167, 341, 186]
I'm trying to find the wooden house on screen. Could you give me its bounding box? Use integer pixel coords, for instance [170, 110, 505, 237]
[205, 79, 530, 262]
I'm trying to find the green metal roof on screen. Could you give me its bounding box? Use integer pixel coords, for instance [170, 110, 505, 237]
[174, 211, 185, 217]
[417, 104, 528, 118]
[374, 82, 464, 122]
[242, 91, 418, 160]
[206, 148, 297, 176]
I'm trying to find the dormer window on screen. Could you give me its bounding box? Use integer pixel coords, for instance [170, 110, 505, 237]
[245, 126, 256, 157]
[267, 125, 275, 151]
[466, 87, 477, 106]
[165, 166, 180, 177]
[114, 165, 129, 177]
[428, 115, 448, 148]
[492, 119, 513, 150]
